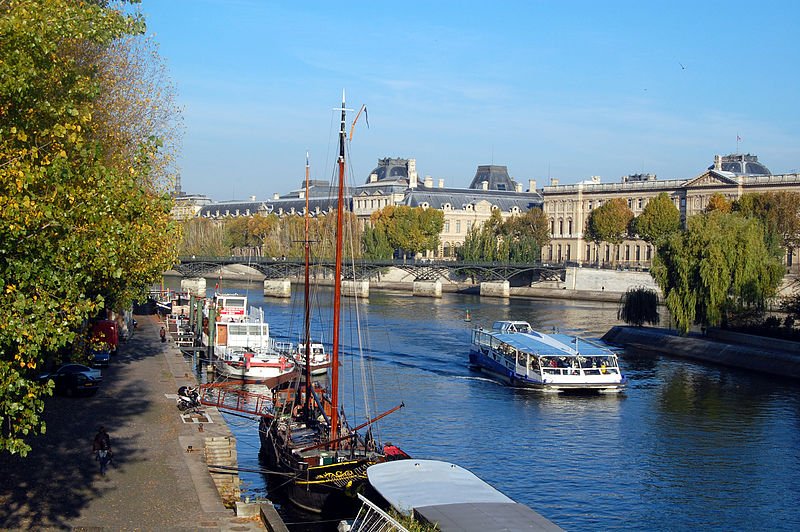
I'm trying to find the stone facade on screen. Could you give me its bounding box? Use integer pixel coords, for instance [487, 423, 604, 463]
[541, 154, 800, 268]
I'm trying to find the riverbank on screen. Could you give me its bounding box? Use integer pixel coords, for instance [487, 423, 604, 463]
[0, 315, 278, 531]
[603, 325, 800, 380]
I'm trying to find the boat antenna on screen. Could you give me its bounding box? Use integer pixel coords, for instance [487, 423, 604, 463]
[330, 90, 350, 446]
[303, 151, 313, 417]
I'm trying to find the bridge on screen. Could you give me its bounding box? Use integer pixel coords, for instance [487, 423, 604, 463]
[173, 256, 565, 283]
[172, 256, 567, 299]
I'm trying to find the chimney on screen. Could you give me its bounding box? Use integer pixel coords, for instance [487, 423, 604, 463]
[424, 175, 433, 188]
[438, 178, 444, 188]
[515, 183, 523, 192]
[273, 193, 280, 200]
[528, 179, 536, 192]
[481, 180, 489, 190]
[250, 195, 256, 201]
[369, 173, 378, 183]
[550, 178, 559, 186]
[714, 154, 722, 171]
[408, 159, 418, 188]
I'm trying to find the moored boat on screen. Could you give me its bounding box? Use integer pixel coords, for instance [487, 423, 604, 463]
[469, 320, 626, 393]
[208, 294, 297, 383]
[259, 93, 409, 516]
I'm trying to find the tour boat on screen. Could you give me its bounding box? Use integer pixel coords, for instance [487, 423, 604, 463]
[469, 320, 626, 393]
[208, 294, 296, 383]
[259, 93, 408, 516]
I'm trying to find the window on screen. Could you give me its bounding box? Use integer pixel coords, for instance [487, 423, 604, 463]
[444, 221, 450, 233]
[637, 198, 643, 209]
[558, 219, 564, 235]
[456, 220, 461, 233]
[550, 220, 555, 234]
[568, 219, 573, 235]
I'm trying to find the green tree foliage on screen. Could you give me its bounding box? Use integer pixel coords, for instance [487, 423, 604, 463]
[735, 191, 800, 250]
[362, 224, 393, 259]
[650, 211, 783, 334]
[179, 218, 228, 257]
[584, 198, 634, 246]
[632, 192, 681, 244]
[369, 206, 444, 258]
[0, 0, 180, 455]
[458, 208, 549, 263]
[618, 287, 660, 326]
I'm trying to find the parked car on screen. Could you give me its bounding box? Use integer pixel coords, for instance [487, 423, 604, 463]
[39, 363, 102, 396]
[89, 347, 111, 367]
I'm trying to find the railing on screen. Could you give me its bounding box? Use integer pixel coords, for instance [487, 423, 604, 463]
[348, 493, 410, 532]
[199, 383, 274, 418]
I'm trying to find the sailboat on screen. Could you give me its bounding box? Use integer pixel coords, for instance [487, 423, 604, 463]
[259, 93, 409, 515]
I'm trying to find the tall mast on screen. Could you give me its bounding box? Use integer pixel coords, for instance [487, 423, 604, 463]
[330, 91, 347, 445]
[303, 152, 312, 415]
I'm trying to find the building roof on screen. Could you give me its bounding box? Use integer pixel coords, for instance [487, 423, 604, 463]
[468, 165, 520, 191]
[403, 187, 542, 211]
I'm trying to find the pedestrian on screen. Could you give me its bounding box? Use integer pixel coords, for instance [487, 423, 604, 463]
[92, 426, 112, 475]
[160, 326, 167, 343]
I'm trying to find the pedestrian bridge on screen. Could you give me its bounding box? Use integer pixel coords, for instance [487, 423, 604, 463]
[172, 256, 567, 299]
[173, 256, 565, 283]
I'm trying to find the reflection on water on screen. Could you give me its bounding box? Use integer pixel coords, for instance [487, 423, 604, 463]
[168, 279, 800, 531]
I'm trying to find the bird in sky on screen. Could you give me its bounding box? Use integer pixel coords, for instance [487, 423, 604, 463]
[679, 62, 686, 70]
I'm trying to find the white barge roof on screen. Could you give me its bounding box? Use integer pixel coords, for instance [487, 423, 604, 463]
[491, 330, 612, 357]
[367, 459, 563, 531]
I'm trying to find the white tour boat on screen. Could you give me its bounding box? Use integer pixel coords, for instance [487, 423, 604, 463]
[469, 320, 626, 393]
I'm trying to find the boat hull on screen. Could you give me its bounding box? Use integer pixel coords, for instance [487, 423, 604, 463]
[259, 417, 378, 514]
[468, 349, 624, 393]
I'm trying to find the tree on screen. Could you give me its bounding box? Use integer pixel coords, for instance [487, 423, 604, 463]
[504, 208, 551, 262]
[0, 1, 180, 455]
[705, 193, 732, 213]
[632, 193, 681, 244]
[618, 287, 660, 326]
[735, 191, 800, 251]
[650, 211, 783, 334]
[370, 206, 444, 258]
[362, 224, 393, 260]
[584, 198, 634, 264]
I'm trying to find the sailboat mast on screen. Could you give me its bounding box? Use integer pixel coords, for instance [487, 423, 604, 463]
[303, 152, 312, 414]
[330, 91, 347, 445]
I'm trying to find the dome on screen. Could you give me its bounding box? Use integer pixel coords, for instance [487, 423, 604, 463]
[709, 154, 771, 176]
[468, 165, 519, 191]
[366, 158, 410, 184]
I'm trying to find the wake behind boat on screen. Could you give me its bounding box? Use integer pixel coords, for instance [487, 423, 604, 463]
[469, 320, 626, 393]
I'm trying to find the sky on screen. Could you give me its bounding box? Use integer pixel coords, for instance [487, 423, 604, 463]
[141, 0, 800, 202]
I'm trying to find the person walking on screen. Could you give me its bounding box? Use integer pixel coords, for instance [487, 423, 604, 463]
[160, 326, 167, 343]
[92, 426, 112, 475]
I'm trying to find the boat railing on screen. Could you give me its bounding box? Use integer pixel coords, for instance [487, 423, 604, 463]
[347, 493, 410, 532]
[541, 366, 620, 376]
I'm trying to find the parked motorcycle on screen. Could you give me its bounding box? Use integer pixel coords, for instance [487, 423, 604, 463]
[176, 385, 201, 412]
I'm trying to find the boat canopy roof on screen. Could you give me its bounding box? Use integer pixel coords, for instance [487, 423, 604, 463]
[486, 329, 614, 358]
[367, 460, 562, 531]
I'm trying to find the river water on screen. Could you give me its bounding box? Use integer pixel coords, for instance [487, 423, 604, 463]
[181, 281, 800, 531]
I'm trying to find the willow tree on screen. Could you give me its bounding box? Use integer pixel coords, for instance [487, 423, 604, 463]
[0, 0, 181, 455]
[650, 211, 783, 334]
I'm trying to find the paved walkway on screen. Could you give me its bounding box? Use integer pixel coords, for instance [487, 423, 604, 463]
[0, 315, 267, 531]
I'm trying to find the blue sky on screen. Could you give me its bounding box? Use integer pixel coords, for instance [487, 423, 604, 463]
[142, 0, 800, 201]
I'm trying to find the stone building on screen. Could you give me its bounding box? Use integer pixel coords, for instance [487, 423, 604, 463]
[352, 159, 542, 258]
[541, 154, 800, 268]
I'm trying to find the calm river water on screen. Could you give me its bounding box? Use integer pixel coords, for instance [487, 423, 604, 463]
[184, 281, 800, 531]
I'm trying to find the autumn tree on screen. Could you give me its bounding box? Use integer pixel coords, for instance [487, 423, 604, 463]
[650, 211, 783, 334]
[632, 192, 681, 244]
[584, 198, 634, 264]
[735, 191, 800, 251]
[0, 1, 181, 455]
[705, 192, 733, 213]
